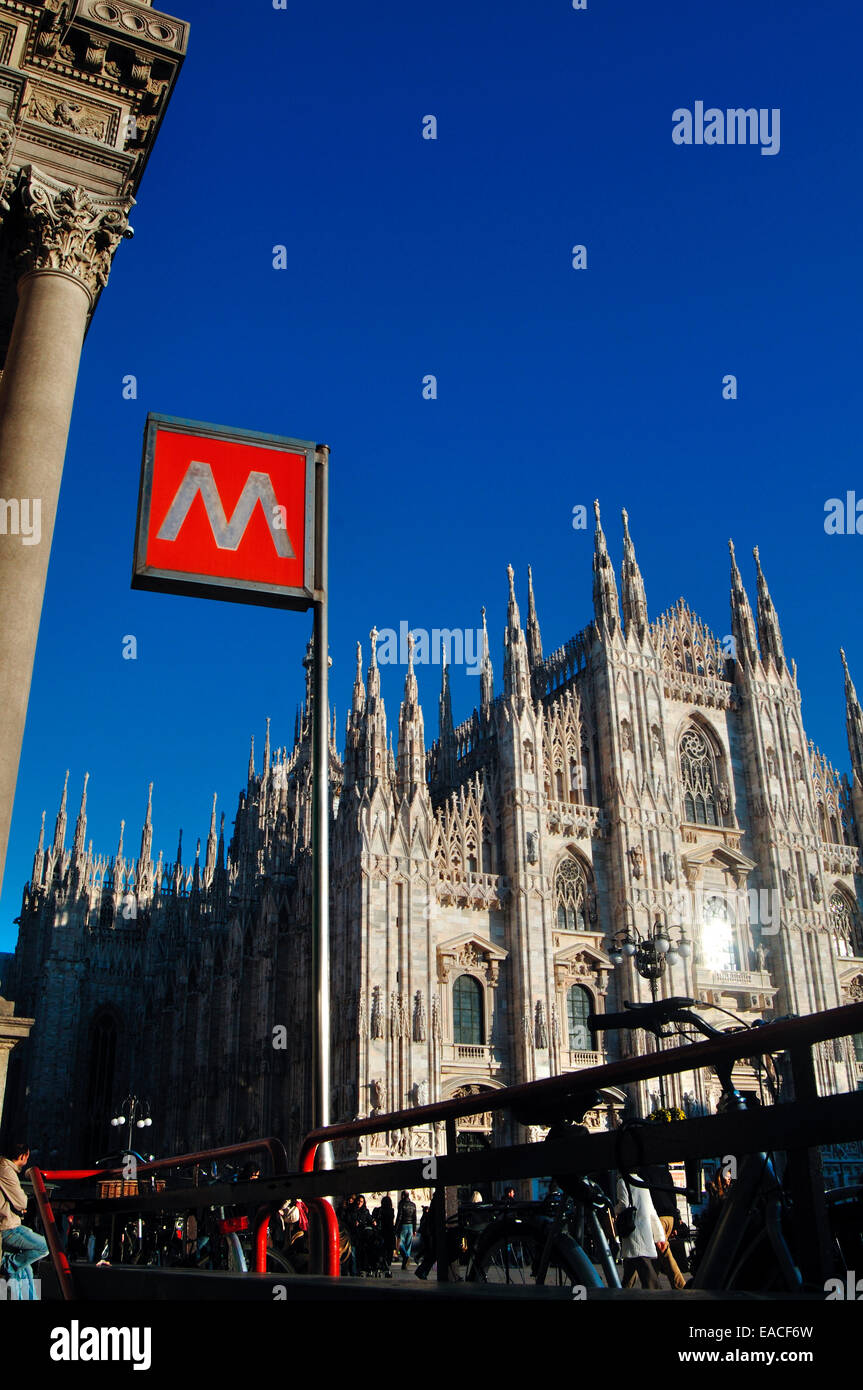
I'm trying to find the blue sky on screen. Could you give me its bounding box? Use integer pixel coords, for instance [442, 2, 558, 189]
[2, 0, 861, 948]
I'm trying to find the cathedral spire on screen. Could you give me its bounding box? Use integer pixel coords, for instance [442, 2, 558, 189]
[592, 501, 621, 639]
[352, 641, 366, 715]
[247, 734, 256, 786]
[439, 650, 454, 740]
[138, 781, 153, 867]
[33, 809, 46, 883]
[620, 507, 648, 642]
[506, 562, 521, 630]
[360, 626, 389, 784]
[480, 605, 494, 716]
[367, 626, 381, 701]
[173, 828, 184, 894]
[728, 539, 758, 670]
[205, 792, 218, 871]
[753, 546, 786, 676]
[526, 565, 543, 669]
[263, 718, 271, 778]
[397, 632, 426, 797]
[52, 769, 69, 856]
[504, 565, 530, 699]
[841, 648, 863, 787]
[72, 772, 89, 861]
[437, 651, 457, 784]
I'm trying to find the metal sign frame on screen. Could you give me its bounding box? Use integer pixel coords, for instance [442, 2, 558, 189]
[130, 415, 332, 1175]
[131, 413, 317, 610]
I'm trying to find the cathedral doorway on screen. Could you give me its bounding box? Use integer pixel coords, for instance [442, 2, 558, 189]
[450, 1083, 494, 1203]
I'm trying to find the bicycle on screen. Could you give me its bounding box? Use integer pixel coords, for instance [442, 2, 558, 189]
[588, 994, 844, 1293]
[467, 1087, 624, 1288]
[468, 1182, 621, 1287]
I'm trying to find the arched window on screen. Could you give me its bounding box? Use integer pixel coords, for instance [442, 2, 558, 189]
[83, 1011, 118, 1158]
[854, 1033, 863, 1063]
[567, 985, 592, 1051]
[830, 892, 863, 959]
[453, 974, 483, 1045]
[679, 728, 719, 825]
[554, 856, 589, 932]
[701, 896, 737, 972]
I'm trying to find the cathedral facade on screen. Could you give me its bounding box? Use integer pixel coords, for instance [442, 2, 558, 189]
[4, 505, 863, 1168]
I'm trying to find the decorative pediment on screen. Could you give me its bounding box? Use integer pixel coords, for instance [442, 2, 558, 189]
[553, 939, 613, 987]
[437, 931, 507, 985]
[681, 841, 756, 887]
[839, 968, 863, 1001]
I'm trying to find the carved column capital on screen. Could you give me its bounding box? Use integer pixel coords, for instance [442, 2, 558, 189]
[14, 166, 135, 305]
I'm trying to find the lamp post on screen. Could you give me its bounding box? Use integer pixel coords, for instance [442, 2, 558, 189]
[605, 920, 692, 1108]
[110, 1093, 153, 1157]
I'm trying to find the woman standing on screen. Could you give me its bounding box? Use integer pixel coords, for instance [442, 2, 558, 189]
[614, 1172, 668, 1289]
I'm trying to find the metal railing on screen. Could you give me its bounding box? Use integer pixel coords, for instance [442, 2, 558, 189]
[29, 1137, 336, 1297]
[27, 1000, 863, 1297]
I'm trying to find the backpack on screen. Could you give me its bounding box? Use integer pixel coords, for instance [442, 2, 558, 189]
[616, 1178, 637, 1239]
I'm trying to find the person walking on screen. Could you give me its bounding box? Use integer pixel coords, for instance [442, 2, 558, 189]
[395, 1189, 417, 1269]
[641, 1163, 687, 1289]
[372, 1194, 396, 1263]
[0, 1141, 49, 1299]
[614, 1170, 667, 1290]
[351, 1194, 374, 1275]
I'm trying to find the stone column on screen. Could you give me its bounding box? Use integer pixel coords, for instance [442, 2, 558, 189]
[0, 169, 132, 894]
[0, 997, 35, 1130]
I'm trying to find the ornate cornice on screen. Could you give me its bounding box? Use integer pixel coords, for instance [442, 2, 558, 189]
[14, 163, 133, 300]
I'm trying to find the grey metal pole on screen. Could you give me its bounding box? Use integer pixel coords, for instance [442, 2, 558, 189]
[311, 444, 332, 1171]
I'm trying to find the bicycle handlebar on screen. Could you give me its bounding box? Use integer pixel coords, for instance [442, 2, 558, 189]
[588, 997, 704, 1036]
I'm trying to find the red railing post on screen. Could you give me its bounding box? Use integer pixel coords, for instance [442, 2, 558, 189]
[29, 1166, 75, 1301]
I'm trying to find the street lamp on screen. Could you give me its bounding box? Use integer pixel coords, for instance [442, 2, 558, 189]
[606, 919, 692, 1000]
[605, 919, 692, 1108]
[110, 1093, 153, 1155]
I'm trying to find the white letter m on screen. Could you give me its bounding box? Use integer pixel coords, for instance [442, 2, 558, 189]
[157, 461, 295, 557]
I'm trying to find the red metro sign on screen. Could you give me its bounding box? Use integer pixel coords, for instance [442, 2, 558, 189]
[132, 415, 318, 609]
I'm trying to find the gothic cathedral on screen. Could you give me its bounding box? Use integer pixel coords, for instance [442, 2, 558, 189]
[4, 505, 863, 1166]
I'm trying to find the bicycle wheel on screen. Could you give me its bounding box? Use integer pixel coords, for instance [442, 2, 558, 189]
[472, 1222, 599, 1287]
[226, 1233, 248, 1273]
[264, 1248, 297, 1275]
